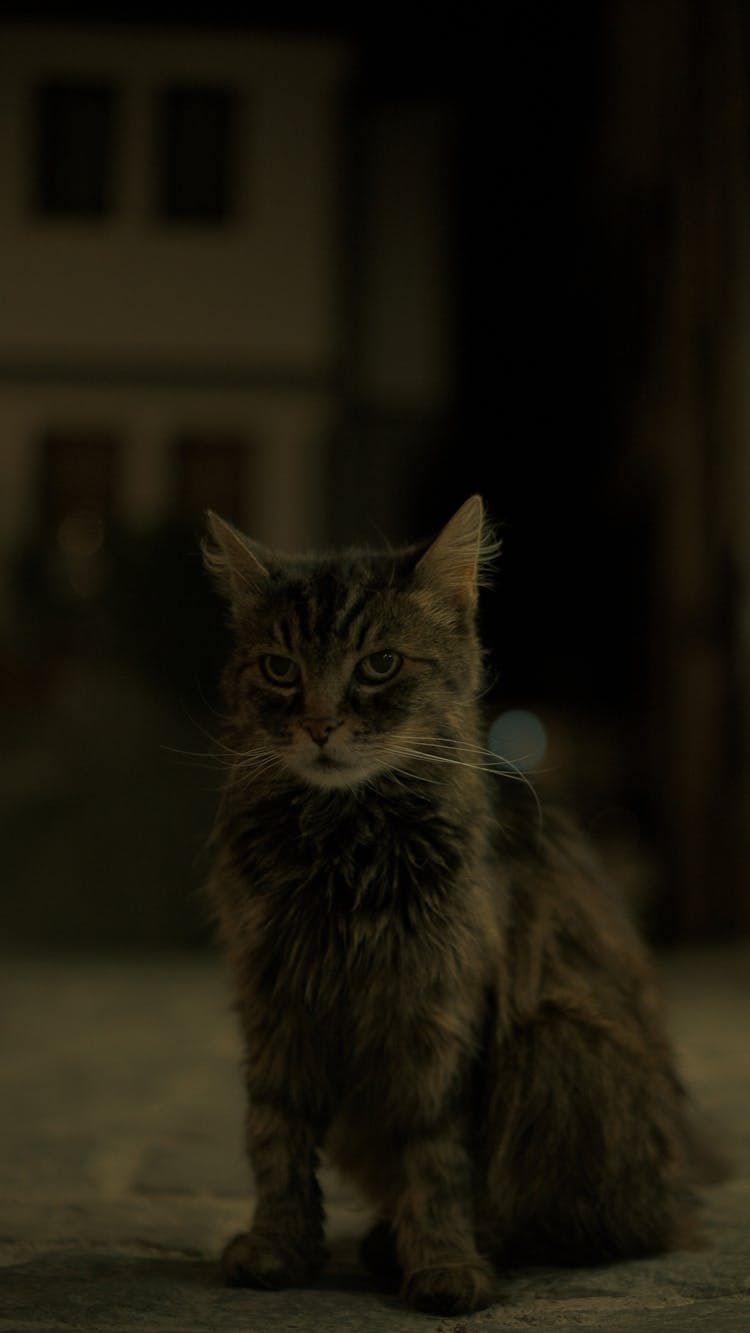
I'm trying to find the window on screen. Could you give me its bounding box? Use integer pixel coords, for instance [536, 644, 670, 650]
[40, 432, 119, 531]
[33, 81, 116, 217]
[173, 437, 248, 524]
[38, 432, 119, 601]
[156, 85, 236, 222]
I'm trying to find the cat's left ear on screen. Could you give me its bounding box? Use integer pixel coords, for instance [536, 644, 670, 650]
[202, 510, 271, 605]
[415, 495, 498, 609]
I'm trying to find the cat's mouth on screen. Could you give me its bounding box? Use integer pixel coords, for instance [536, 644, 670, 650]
[305, 750, 360, 787]
[312, 752, 344, 771]
[285, 743, 377, 790]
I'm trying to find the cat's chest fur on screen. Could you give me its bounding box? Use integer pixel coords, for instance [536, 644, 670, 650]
[218, 783, 494, 1055]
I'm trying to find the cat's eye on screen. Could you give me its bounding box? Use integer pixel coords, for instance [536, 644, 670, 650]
[260, 654, 300, 687]
[356, 650, 403, 684]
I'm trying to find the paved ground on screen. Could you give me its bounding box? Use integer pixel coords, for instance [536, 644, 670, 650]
[0, 945, 748, 1332]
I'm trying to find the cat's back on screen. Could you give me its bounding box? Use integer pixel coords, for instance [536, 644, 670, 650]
[489, 791, 669, 1046]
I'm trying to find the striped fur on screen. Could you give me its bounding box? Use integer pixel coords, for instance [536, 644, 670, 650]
[202, 497, 716, 1315]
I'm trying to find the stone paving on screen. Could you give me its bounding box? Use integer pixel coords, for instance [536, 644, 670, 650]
[0, 946, 748, 1332]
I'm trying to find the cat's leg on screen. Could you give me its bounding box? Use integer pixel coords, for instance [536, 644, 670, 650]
[391, 1127, 496, 1315]
[486, 1011, 699, 1265]
[222, 1097, 327, 1289]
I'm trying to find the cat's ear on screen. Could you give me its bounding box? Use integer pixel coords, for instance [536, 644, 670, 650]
[202, 510, 270, 604]
[415, 495, 498, 609]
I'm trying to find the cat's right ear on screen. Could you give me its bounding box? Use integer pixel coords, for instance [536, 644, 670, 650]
[202, 510, 270, 605]
[415, 495, 498, 610]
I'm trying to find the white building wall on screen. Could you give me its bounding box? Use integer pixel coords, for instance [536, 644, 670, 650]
[0, 25, 348, 368]
[0, 385, 337, 617]
[0, 24, 350, 620]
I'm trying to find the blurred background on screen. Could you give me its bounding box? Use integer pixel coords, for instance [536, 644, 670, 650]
[1, 2, 749, 949]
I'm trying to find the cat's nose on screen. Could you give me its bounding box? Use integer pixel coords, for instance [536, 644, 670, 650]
[301, 717, 341, 747]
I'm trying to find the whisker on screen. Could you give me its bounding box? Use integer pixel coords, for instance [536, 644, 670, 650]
[160, 743, 232, 769]
[189, 677, 233, 724]
[166, 733, 285, 791]
[357, 745, 442, 787]
[397, 732, 552, 777]
[382, 762, 440, 786]
[386, 739, 544, 835]
[178, 702, 240, 752]
[399, 731, 537, 764]
[477, 672, 500, 700]
[388, 743, 526, 778]
[178, 706, 282, 769]
[230, 748, 279, 772]
[228, 752, 283, 787]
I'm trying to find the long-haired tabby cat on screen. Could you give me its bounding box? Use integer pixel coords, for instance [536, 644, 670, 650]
[202, 496, 719, 1315]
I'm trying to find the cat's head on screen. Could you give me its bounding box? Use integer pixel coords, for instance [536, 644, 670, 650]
[203, 497, 497, 791]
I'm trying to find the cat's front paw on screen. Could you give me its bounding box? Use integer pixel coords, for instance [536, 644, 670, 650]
[403, 1257, 496, 1315]
[221, 1230, 324, 1289]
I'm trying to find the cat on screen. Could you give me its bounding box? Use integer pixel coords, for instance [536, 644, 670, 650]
[201, 495, 720, 1316]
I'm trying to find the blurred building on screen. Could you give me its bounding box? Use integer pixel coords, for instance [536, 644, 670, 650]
[0, 17, 461, 947]
[2, 7, 749, 946]
[0, 22, 353, 624]
[0, 20, 463, 629]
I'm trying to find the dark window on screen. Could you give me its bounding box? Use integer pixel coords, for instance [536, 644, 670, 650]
[33, 81, 116, 216]
[173, 437, 248, 524]
[37, 432, 119, 602]
[40, 432, 119, 532]
[157, 85, 236, 222]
